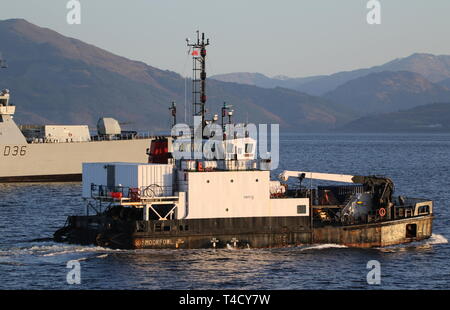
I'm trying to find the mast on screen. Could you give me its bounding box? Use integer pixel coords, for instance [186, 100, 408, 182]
[169, 101, 177, 127]
[186, 31, 209, 135]
[0, 54, 9, 107]
[0, 53, 7, 69]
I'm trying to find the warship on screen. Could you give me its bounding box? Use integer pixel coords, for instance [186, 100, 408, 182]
[0, 57, 154, 182]
[54, 32, 433, 249]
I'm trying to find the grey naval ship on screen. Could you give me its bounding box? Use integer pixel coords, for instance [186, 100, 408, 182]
[0, 58, 153, 182]
[54, 32, 433, 249]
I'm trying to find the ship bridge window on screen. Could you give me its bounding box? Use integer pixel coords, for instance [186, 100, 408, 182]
[245, 143, 253, 153]
[418, 205, 430, 214]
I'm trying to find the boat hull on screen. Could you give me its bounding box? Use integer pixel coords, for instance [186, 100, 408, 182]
[54, 214, 433, 249]
[0, 139, 152, 182]
[313, 215, 433, 248]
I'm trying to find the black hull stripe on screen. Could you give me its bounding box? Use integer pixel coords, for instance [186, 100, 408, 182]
[0, 174, 81, 183]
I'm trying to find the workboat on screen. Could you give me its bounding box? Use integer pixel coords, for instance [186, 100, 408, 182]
[0, 57, 155, 182]
[54, 32, 433, 249]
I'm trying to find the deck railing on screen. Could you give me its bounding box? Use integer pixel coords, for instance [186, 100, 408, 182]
[90, 184, 174, 201]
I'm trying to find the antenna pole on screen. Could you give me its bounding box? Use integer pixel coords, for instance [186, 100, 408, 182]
[187, 31, 210, 136]
[221, 102, 226, 134]
[169, 101, 177, 127]
[0, 53, 7, 69]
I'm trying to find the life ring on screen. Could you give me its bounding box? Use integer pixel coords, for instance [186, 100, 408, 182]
[379, 208, 386, 217]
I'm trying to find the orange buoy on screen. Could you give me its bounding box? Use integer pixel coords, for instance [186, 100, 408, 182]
[379, 208, 386, 217]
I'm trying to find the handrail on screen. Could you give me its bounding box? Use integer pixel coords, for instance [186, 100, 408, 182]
[90, 184, 174, 201]
[25, 132, 157, 144]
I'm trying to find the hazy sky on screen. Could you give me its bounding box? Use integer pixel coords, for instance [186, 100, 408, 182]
[1, 0, 450, 77]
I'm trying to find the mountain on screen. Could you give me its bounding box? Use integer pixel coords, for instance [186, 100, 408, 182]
[438, 78, 450, 89]
[324, 71, 450, 115]
[211, 72, 325, 90]
[338, 102, 450, 132]
[209, 72, 279, 88]
[0, 19, 352, 132]
[212, 53, 450, 95]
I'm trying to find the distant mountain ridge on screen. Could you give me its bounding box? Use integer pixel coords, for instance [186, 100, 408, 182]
[212, 54, 450, 132]
[212, 53, 450, 95]
[1, 18, 450, 133]
[0, 18, 351, 132]
[211, 72, 325, 91]
[324, 71, 450, 115]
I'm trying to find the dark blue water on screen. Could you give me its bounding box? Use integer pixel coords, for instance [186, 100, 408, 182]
[0, 134, 448, 289]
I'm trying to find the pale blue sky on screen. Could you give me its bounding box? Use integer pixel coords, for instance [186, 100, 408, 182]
[1, 0, 450, 77]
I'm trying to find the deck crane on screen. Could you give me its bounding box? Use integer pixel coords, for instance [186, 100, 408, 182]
[278, 170, 395, 208]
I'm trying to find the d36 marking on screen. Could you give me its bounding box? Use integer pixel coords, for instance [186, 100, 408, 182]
[3, 145, 27, 157]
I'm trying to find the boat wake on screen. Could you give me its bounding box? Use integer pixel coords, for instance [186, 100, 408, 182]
[426, 234, 448, 245]
[299, 244, 348, 251]
[0, 242, 124, 265]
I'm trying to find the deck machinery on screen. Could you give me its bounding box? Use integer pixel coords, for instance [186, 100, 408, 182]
[54, 32, 433, 249]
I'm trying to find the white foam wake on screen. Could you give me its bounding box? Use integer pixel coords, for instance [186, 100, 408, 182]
[0, 243, 123, 258]
[42, 246, 115, 257]
[300, 244, 348, 251]
[426, 234, 448, 245]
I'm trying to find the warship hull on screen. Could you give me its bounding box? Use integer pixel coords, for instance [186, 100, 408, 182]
[0, 139, 152, 182]
[55, 214, 433, 249]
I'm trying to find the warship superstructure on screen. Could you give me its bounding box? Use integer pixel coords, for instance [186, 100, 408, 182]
[54, 32, 433, 249]
[0, 57, 154, 182]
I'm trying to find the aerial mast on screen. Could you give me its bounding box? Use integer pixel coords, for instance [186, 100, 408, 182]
[0, 53, 7, 69]
[169, 101, 177, 127]
[186, 31, 209, 135]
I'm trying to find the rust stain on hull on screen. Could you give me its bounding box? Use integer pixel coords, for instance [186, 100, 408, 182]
[56, 214, 433, 249]
[313, 215, 433, 248]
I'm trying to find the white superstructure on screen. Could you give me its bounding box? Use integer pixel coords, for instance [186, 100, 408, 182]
[83, 135, 310, 221]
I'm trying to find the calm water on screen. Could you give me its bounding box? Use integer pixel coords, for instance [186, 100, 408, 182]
[0, 134, 449, 289]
